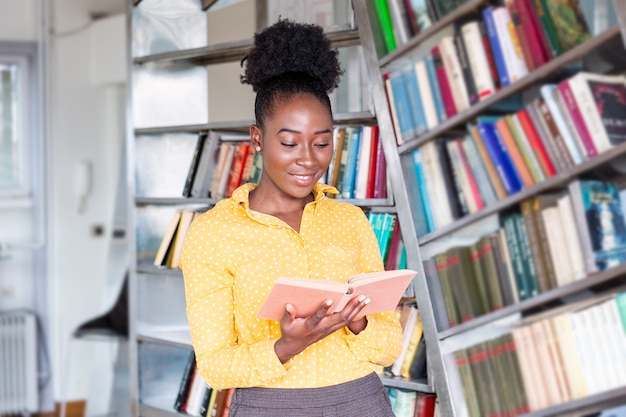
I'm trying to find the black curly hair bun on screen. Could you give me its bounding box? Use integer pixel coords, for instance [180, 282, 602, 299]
[241, 19, 342, 94]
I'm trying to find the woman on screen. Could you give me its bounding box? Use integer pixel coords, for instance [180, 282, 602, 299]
[181, 19, 403, 417]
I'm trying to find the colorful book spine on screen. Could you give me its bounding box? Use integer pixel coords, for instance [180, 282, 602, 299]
[557, 79, 598, 158]
[476, 119, 523, 195]
[424, 54, 447, 123]
[373, 0, 397, 54]
[482, 6, 510, 88]
[431, 45, 458, 118]
[402, 63, 428, 135]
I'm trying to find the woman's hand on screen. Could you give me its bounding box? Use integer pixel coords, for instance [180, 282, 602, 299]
[273, 295, 371, 364]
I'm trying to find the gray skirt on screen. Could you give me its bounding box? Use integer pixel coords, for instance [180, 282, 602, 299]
[228, 372, 395, 417]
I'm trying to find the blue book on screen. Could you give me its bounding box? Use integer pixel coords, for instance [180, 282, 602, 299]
[401, 63, 428, 135]
[540, 84, 583, 165]
[482, 6, 509, 88]
[341, 127, 361, 198]
[412, 148, 435, 233]
[389, 68, 418, 143]
[424, 55, 446, 124]
[476, 117, 522, 195]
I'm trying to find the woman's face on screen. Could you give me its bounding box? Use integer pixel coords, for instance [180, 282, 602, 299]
[251, 93, 334, 201]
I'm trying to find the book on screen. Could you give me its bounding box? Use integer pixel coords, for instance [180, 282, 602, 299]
[482, 6, 510, 88]
[568, 179, 626, 273]
[539, 84, 584, 164]
[182, 133, 209, 197]
[453, 20, 479, 106]
[439, 35, 470, 114]
[493, 5, 528, 83]
[174, 351, 196, 412]
[532, 97, 575, 169]
[154, 209, 182, 267]
[431, 45, 458, 118]
[544, 0, 591, 52]
[190, 132, 214, 198]
[460, 20, 496, 101]
[374, 0, 398, 54]
[557, 79, 598, 158]
[256, 269, 417, 321]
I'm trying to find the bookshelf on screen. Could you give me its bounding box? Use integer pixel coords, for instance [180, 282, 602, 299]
[352, 0, 626, 416]
[127, 1, 432, 416]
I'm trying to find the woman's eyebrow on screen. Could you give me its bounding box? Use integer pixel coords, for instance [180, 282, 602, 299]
[276, 128, 332, 135]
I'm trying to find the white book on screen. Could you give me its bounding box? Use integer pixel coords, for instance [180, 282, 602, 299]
[460, 20, 496, 100]
[540, 206, 575, 287]
[567, 72, 626, 153]
[540, 85, 584, 165]
[438, 35, 470, 113]
[492, 6, 527, 83]
[413, 59, 438, 130]
[354, 125, 372, 199]
[422, 141, 454, 228]
[556, 194, 586, 280]
[592, 301, 622, 390]
[601, 298, 626, 387]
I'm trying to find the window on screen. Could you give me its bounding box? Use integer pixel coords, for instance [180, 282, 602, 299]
[0, 53, 30, 196]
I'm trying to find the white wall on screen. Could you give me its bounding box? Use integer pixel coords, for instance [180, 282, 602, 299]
[48, 2, 127, 408]
[0, 0, 127, 411]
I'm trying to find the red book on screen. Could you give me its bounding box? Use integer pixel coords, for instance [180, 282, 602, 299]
[416, 394, 436, 417]
[478, 20, 501, 91]
[515, 109, 557, 177]
[557, 79, 598, 158]
[523, 0, 554, 60]
[373, 128, 388, 199]
[366, 125, 380, 198]
[455, 139, 485, 211]
[385, 221, 402, 270]
[431, 46, 457, 118]
[225, 142, 251, 197]
[514, 0, 550, 68]
[506, 0, 536, 71]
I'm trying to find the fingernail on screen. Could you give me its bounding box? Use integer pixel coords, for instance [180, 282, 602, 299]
[364, 298, 371, 305]
[325, 299, 333, 306]
[358, 295, 366, 302]
[286, 304, 293, 313]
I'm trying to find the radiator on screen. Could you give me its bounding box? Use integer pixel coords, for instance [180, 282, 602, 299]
[0, 312, 38, 415]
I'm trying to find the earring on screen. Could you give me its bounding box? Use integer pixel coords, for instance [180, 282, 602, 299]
[255, 146, 261, 152]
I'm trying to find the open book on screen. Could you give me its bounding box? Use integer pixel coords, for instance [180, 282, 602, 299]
[257, 269, 417, 321]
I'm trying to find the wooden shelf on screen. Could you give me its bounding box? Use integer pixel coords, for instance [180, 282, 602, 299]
[379, 0, 487, 67]
[380, 375, 434, 393]
[134, 26, 360, 66]
[437, 262, 626, 340]
[418, 141, 626, 245]
[395, 25, 623, 156]
[134, 112, 376, 136]
[520, 386, 626, 417]
[137, 330, 192, 349]
[135, 197, 218, 206]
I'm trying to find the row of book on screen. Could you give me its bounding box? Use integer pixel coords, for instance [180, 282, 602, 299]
[182, 132, 261, 200]
[372, 0, 468, 55]
[424, 178, 626, 327]
[325, 125, 388, 200]
[410, 71, 626, 236]
[387, 388, 437, 417]
[174, 352, 233, 417]
[454, 290, 626, 417]
[180, 125, 388, 201]
[153, 209, 200, 269]
[385, 302, 427, 380]
[384, 0, 597, 145]
[367, 212, 408, 272]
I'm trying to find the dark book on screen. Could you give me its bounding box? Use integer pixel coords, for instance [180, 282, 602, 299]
[587, 76, 626, 145]
[174, 351, 196, 412]
[512, 211, 540, 298]
[435, 138, 466, 219]
[489, 230, 517, 307]
[520, 198, 551, 293]
[475, 234, 504, 311]
[500, 212, 529, 301]
[422, 257, 450, 331]
[182, 133, 208, 197]
[531, 194, 561, 289]
[569, 179, 626, 273]
[445, 246, 487, 321]
[454, 348, 482, 417]
[408, 336, 427, 380]
[453, 21, 478, 106]
[434, 253, 460, 327]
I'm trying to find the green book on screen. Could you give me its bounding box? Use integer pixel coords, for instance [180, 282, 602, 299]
[476, 234, 504, 311]
[532, 0, 563, 56]
[373, 0, 397, 54]
[616, 292, 626, 334]
[435, 253, 460, 327]
[544, 0, 591, 52]
[513, 212, 540, 298]
[454, 348, 482, 417]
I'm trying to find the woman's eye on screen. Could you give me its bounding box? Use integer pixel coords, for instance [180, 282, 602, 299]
[281, 142, 297, 148]
[315, 143, 330, 148]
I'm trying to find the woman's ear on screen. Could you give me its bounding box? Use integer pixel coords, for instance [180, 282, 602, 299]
[250, 124, 262, 152]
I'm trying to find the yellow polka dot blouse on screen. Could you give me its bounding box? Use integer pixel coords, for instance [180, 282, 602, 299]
[180, 182, 403, 389]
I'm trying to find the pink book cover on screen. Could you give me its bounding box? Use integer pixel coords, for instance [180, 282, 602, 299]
[557, 80, 598, 158]
[431, 46, 458, 118]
